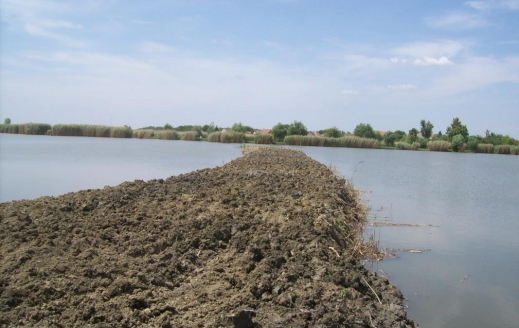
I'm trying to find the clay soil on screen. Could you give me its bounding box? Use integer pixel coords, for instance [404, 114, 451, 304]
[0, 147, 417, 327]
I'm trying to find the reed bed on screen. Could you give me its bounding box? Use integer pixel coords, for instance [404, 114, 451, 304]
[245, 134, 256, 143]
[495, 145, 511, 155]
[510, 146, 519, 155]
[394, 142, 409, 150]
[52, 124, 132, 138]
[255, 134, 274, 144]
[207, 132, 245, 143]
[182, 131, 199, 141]
[283, 135, 379, 149]
[109, 127, 132, 138]
[428, 140, 451, 152]
[0, 123, 51, 135]
[156, 130, 180, 140]
[476, 144, 494, 153]
[132, 130, 156, 139]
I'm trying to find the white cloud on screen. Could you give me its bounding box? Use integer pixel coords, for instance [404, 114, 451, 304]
[465, 0, 519, 10]
[341, 89, 358, 95]
[24, 24, 86, 47]
[387, 84, 418, 90]
[414, 56, 454, 66]
[425, 56, 519, 96]
[501, 0, 519, 9]
[390, 57, 407, 64]
[465, 1, 492, 10]
[393, 40, 468, 59]
[2, 0, 86, 47]
[426, 12, 488, 29]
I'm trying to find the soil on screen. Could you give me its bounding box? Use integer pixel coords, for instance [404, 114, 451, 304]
[0, 147, 417, 327]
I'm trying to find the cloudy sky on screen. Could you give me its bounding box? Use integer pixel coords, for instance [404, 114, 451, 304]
[1, 0, 518, 137]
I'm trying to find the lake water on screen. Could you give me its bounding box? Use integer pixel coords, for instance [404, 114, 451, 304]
[1, 134, 518, 327]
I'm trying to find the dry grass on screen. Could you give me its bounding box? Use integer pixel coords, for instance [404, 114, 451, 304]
[156, 130, 180, 140]
[207, 131, 245, 143]
[52, 124, 132, 138]
[182, 131, 199, 141]
[256, 134, 274, 144]
[284, 135, 379, 149]
[476, 143, 494, 153]
[428, 140, 451, 152]
[132, 130, 156, 139]
[0, 123, 51, 135]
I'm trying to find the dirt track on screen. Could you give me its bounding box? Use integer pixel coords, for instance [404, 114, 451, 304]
[0, 147, 417, 327]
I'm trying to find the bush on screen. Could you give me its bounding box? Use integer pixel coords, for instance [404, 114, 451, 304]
[417, 138, 428, 149]
[395, 142, 412, 150]
[467, 136, 480, 152]
[452, 134, 465, 152]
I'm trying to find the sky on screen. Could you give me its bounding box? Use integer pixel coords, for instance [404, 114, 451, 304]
[1, 0, 518, 137]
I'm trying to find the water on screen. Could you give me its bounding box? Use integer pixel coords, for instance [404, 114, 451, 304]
[1, 134, 518, 327]
[297, 147, 519, 328]
[0, 134, 242, 202]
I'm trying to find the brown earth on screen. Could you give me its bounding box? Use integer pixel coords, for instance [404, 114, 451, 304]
[0, 147, 417, 327]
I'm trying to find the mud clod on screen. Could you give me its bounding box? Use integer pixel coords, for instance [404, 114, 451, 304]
[0, 147, 417, 327]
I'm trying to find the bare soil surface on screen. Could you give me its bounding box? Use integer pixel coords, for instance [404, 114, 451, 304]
[0, 147, 417, 327]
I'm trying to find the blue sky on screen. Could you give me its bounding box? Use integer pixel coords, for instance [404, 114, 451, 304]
[1, 0, 518, 137]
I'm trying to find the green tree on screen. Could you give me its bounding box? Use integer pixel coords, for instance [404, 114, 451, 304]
[202, 122, 217, 133]
[4, 118, 11, 124]
[420, 120, 434, 139]
[322, 126, 342, 138]
[452, 134, 465, 152]
[446, 117, 469, 141]
[408, 128, 419, 143]
[287, 121, 308, 136]
[231, 122, 246, 133]
[271, 123, 289, 141]
[231, 122, 254, 133]
[353, 123, 376, 139]
[393, 130, 406, 141]
[467, 135, 482, 152]
[383, 131, 396, 147]
[163, 123, 173, 130]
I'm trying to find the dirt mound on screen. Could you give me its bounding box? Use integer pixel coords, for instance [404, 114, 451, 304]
[0, 147, 417, 327]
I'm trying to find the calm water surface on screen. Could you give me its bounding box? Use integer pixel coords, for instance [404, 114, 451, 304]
[1, 134, 518, 327]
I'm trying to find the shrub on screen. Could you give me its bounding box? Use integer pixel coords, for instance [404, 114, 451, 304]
[417, 138, 428, 149]
[451, 134, 465, 152]
[428, 140, 451, 152]
[411, 142, 420, 150]
[395, 142, 411, 150]
[467, 136, 480, 152]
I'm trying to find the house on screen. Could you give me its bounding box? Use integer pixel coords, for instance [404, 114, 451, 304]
[307, 131, 325, 137]
[261, 129, 272, 135]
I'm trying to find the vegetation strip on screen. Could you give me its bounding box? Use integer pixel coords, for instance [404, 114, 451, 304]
[0, 147, 416, 327]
